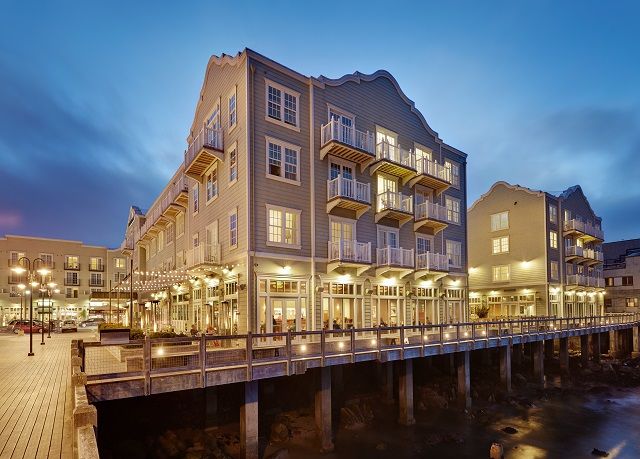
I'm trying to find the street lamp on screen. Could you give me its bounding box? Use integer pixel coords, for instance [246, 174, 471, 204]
[12, 257, 47, 356]
[17, 283, 26, 320]
[41, 283, 59, 339]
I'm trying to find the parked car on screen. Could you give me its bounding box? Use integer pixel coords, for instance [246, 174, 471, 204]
[61, 320, 78, 333]
[11, 320, 44, 334]
[80, 318, 105, 328]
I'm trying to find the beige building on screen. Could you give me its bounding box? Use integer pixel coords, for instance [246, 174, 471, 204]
[604, 238, 640, 313]
[468, 182, 605, 319]
[0, 235, 129, 325]
[120, 49, 469, 334]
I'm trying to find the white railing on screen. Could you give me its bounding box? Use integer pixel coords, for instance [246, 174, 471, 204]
[377, 190, 413, 214]
[328, 240, 371, 263]
[415, 201, 448, 222]
[566, 246, 584, 258]
[375, 142, 415, 169]
[376, 247, 414, 268]
[187, 244, 221, 267]
[320, 120, 375, 154]
[567, 274, 586, 286]
[137, 175, 189, 242]
[583, 249, 604, 262]
[415, 156, 452, 184]
[327, 176, 370, 203]
[185, 126, 223, 169]
[564, 218, 604, 240]
[449, 254, 462, 268]
[416, 252, 449, 271]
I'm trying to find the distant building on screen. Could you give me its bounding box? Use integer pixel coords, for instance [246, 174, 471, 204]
[603, 238, 640, 313]
[468, 182, 605, 318]
[0, 235, 129, 325]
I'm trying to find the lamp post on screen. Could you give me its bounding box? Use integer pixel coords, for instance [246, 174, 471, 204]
[42, 284, 59, 339]
[12, 257, 48, 356]
[17, 283, 26, 320]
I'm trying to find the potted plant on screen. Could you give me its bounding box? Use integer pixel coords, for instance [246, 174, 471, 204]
[99, 322, 132, 344]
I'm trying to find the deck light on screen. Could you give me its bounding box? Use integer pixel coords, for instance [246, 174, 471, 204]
[370, 339, 377, 346]
[481, 330, 487, 336]
[12, 266, 26, 274]
[157, 347, 164, 356]
[444, 333, 450, 339]
[37, 268, 50, 276]
[300, 344, 307, 352]
[338, 341, 344, 349]
[423, 335, 429, 342]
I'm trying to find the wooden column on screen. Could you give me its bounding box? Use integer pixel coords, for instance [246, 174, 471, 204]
[398, 359, 415, 425]
[592, 333, 602, 363]
[580, 335, 589, 365]
[544, 338, 555, 362]
[315, 367, 334, 452]
[512, 343, 523, 366]
[532, 341, 545, 386]
[499, 345, 512, 393]
[240, 381, 259, 459]
[633, 326, 640, 355]
[559, 337, 569, 375]
[456, 351, 471, 410]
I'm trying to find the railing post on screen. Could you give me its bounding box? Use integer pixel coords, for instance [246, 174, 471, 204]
[350, 328, 356, 363]
[246, 332, 253, 381]
[376, 327, 382, 360]
[200, 334, 206, 388]
[321, 329, 326, 367]
[143, 337, 151, 396]
[400, 326, 405, 359]
[420, 325, 425, 357]
[439, 324, 444, 344]
[286, 331, 292, 375]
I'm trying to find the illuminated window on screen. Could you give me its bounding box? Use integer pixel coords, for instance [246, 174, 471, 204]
[445, 196, 460, 224]
[491, 211, 509, 231]
[550, 261, 559, 280]
[549, 231, 558, 249]
[492, 265, 510, 282]
[266, 137, 299, 183]
[229, 147, 238, 183]
[446, 240, 462, 268]
[228, 87, 237, 128]
[549, 204, 558, 224]
[229, 210, 238, 248]
[444, 160, 460, 187]
[192, 184, 199, 213]
[266, 204, 301, 248]
[206, 166, 218, 202]
[492, 236, 509, 254]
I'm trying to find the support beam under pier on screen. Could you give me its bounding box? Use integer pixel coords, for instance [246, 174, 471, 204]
[559, 337, 569, 375]
[580, 335, 589, 365]
[315, 367, 334, 453]
[456, 351, 471, 410]
[544, 339, 555, 362]
[398, 359, 415, 425]
[499, 345, 512, 393]
[532, 341, 545, 386]
[240, 381, 259, 459]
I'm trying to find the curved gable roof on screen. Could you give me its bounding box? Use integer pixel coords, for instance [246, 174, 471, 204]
[469, 181, 544, 211]
[316, 70, 443, 145]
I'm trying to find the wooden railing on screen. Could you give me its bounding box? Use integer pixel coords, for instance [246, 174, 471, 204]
[81, 314, 640, 395]
[320, 119, 375, 154]
[327, 176, 370, 203]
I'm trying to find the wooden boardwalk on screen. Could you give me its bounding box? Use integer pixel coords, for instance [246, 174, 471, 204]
[0, 331, 77, 459]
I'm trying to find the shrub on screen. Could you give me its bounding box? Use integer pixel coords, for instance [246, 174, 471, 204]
[98, 323, 128, 331]
[476, 305, 491, 319]
[129, 328, 145, 340]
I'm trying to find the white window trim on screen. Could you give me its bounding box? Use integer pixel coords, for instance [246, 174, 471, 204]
[265, 204, 302, 250]
[375, 125, 398, 144]
[205, 164, 219, 205]
[228, 141, 238, 187]
[327, 156, 356, 179]
[228, 85, 237, 132]
[445, 195, 461, 225]
[492, 264, 511, 282]
[491, 211, 510, 232]
[327, 104, 355, 124]
[446, 239, 462, 268]
[549, 231, 558, 249]
[376, 225, 400, 248]
[264, 78, 301, 132]
[443, 158, 461, 189]
[414, 143, 433, 161]
[176, 212, 185, 238]
[415, 234, 435, 253]
[265, 136, 301, 186]
[329, 216, 358, 241]
[192, 183, 199, 215]
[492, 236, 510, 255]
[229, 208, 238, 250]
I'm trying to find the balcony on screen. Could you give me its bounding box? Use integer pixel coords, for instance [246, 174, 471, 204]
[583, 249, 604, 265]
[563, 218, 604, 242]
[414, 201, 448, 234]
[64, 278, 80, 286]
[406, 156, 452, 194]
[565, 245, 584, 261]
[89, 280, 104, 287]
[326, 176, 371, 218]
[414, 252, 449, 280]
[320, 120, 375, 170]
[327, 240, 372, 275]
[186, 244, 221, 269]
[89, 264, 104, 272]
[375, 190, 413, 227]
[184, 126, 224, 179]
[566, 274, 605, 289]
[64, 263, 80, 271]
[376, 247, 414, 277]
[370, 142, 416, 180]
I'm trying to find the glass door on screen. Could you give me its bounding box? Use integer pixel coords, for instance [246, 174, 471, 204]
[377, 174, 397, 211]
[330, 110, 353, 143]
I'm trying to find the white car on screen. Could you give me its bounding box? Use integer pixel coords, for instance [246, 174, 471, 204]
[61, 320, 78, 333]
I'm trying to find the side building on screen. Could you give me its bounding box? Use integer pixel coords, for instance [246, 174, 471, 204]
[468, 182, 605, 319]
[0, 234, 129, 325]
[603, 238, 640, 313]
[120, 48, 469, 334]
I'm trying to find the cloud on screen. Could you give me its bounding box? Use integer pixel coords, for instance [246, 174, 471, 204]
[468, 105, 640, 241]
[0, 57, 172, 246]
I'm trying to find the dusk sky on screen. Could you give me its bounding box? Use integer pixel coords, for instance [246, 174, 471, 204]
[1, 0, 639, 247]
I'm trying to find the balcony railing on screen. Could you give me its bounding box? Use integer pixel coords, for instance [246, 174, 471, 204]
[138, 175, 189, 241]
[328, 240, 371, 264]
[415, 157, 452, 184]
[64, 278, 80, 286]
[186, 244, 220, 267]
[567, 274, 605, 288]
[64, 263, 80, 270]
[416, 252, 449, 271]
[89, 280, 104, 287]
[583, 249, 604, 262]
[185, 126, 223, 168]
[320, 120, 375, 154]
[376, 247, 414, 268]
[564, 218, 604, 240]
[377, 190, 413, 214]
[566, 246, 584, 258]
[89, 264, 104, 272]
[375, 142, 415, 169]
[415, 201, 448, 222]
[327, 176, 370, 203]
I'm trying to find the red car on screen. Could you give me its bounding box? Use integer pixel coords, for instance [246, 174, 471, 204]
[11, 320, 45, 334]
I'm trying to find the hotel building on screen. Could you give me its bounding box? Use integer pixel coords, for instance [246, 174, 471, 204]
[120, 49, 469, 334]
[603, 238, 640, 313]
[0, 234, 129, 325]
[468, 182, 605, 318]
